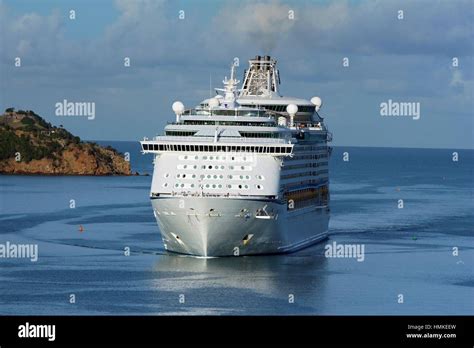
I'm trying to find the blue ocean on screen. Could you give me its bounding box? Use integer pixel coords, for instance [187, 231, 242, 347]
[0, 143, 473, 315]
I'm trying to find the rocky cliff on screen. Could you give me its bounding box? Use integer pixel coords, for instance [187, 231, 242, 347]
[0, 109, 131, 175]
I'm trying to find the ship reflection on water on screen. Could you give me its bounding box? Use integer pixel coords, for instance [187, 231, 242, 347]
[149, 243, 329, 314]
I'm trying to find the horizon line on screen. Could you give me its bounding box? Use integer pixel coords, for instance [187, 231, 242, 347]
[88, 139, 474, 151]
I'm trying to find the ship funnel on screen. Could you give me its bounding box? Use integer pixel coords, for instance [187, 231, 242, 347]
[240, 55, 280, 97]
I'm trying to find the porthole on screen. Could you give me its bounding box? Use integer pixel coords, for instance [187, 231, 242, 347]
[244, 185, 249, 189]
[212, 184, 216, 188]
[240, 175, 243, 179]
[192, 174, 196, 178]
[238, 185, 242, 189]
[182, 174, 186, 178]
[228, 175, 232, 179]
[200, 175, 205, 179]
[191, 184, 195, 188]
[180, 184, 184, 188]
[220, 165, 225, 169]
[163, 183, 168, 188]
[175, 183, 179, 187]
[177, 174, 181, 178]
[208, 165, 212, 169]
[184, 156, 188, 159]
[203, 156, 207, 160]
[183, 165, 187, 169]
[246, 175, 250, 179]
[210, 156, 214, 160]
[213, 175, 217, 179]
[207, 175, 211, 179]
[205, 184, 210, 188]
[256, 185, 262, 189]
[229, 166, 234, 170]
[219, 175, 223, 179]
[218, 184, 222, 188]
[241, 166, 245, 170]
[227, 184, 232, 188]
[195, 156, 198, 160]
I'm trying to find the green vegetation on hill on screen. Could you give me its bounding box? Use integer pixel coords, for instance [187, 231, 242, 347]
[0, 129, 56, 162]
[0, 108, 127, 174]
[0, 108, 83, 162]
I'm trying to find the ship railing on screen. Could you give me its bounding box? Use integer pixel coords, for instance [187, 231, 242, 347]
[152, 135, 293, 144]
[182, 108, 268, 117]
[140, 139, 294, 156]
[166, 121, 278, 128]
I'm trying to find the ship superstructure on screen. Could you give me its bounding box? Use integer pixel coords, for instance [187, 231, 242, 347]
[141, 56, 331, 256]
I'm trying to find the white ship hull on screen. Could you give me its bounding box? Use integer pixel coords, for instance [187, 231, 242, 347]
[151, 196, 329, 257]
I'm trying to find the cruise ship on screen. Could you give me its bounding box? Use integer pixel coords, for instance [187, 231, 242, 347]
[140, 55, 332, 257]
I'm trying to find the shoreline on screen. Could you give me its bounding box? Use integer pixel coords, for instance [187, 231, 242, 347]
[0, 172, 149, 177]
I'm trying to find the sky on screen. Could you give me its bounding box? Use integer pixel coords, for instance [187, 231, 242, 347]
[0, 0, 473, 149]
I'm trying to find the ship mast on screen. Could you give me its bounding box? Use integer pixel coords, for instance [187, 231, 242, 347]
[215, 64, 241, 108]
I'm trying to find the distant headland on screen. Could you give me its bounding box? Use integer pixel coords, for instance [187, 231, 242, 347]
[0, 108, 131, 175]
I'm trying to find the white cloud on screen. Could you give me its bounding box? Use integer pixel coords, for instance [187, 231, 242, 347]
[214, 1, 294, 53]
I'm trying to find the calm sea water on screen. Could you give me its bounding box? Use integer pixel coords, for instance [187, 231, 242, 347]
[0, 143, 473, 315]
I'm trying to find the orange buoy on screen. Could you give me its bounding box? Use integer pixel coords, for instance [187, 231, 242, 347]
[79, 225, 84, 233]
